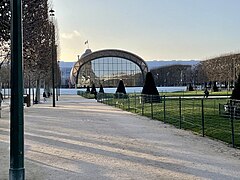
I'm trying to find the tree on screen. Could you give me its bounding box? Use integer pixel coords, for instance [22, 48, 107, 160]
[99, 84, 104, 93]
[90, 84, 97, 94]
[231, 74, 240, 100]
[86, 85, 90, 93]
[90, 83, 97, 99]
[188, 84, 194, 91]
[142, 72, 161, 103]
[115, 80, 127, 99]
[115, 80, 126, 94]
[212, 81, 219, 92]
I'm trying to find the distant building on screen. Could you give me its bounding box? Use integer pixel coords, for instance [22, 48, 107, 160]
[59, 56, 199, 88]
[70, 49, 149, 88]
[59, 61, 74, 88]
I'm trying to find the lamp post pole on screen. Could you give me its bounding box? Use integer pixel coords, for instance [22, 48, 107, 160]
[56, 60, 60, 101]
[9, 0, 25, 179]
[49, 9, 55, 107]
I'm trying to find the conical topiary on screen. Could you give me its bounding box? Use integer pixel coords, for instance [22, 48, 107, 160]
[99, 84, 104, 93]
[86, 86, 90, 93]
[141, 72, 161, 103]
[90, 84, 97, 99]
[188, 84, 194, 91]
[212, 81, 219, 92]
[231, 74, 240, 100]
[115, 80, 127, 99]
[116, 80, 126, 94]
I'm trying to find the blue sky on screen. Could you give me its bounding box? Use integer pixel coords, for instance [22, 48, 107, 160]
[52, 0, 240, 61]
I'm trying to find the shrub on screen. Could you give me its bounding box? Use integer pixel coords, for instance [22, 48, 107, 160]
[188, 84, 194, 91]
[231, 74, 240, 100]
[212, 81, 219, 92]
[90, 84, 97, 99]
[115, 80, 127, 99]
[99, 84, 104, 93]
[86, 86, 90, 93]
[115, 80, 126, 94]
[142, 72, 161, 103]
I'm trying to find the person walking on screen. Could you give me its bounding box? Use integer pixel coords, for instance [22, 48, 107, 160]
[0, 92, 3, 118]
[43, 92, 47, 102]
[204, 88, 209, 98]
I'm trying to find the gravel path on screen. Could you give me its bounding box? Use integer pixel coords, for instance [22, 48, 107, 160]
[0, 95, 240, 180]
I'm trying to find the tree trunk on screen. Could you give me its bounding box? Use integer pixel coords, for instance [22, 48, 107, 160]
[35, 79, 40, 103]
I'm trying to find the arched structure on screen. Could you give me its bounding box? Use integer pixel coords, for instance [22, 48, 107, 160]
[70, 49, 148, 88]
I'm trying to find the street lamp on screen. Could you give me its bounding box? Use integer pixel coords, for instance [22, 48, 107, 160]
[57, 60, 60, 101]
[49, 9, 56, 107]
[9, 0, 25, 179]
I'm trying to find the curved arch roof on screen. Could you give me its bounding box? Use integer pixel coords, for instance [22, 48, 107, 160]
[70, 49, 149, 85]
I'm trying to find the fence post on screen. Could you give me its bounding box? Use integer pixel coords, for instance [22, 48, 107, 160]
[142, 95, 144, 116]
[135, 93, 137, 113]
[128, 96, 130, 111]
[0, 102, 2, 118]
[201, 98, 205, 137]
[230, 100, 235, 147]
[163, 95, 166, 123]
[151, 95, 153, 119]
[179, 97, 182, 129]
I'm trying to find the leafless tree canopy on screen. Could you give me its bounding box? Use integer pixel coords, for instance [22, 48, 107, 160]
[200, 53, 240, 83]
[0, 0, 59, 88]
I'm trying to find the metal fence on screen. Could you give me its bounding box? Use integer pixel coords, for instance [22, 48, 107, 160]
[78, 91, 240, 148]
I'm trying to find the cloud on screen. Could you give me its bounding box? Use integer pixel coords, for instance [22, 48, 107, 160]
[61, 30, 81, 39]
[73, 30, 81, 37]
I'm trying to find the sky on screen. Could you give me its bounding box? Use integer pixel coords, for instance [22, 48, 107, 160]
[51, 0, 240, 62]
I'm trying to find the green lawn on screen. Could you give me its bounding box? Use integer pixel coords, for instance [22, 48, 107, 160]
[160, 90, 232, 97]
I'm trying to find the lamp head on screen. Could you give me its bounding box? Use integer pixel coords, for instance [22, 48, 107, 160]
[49, 9, 55, 16]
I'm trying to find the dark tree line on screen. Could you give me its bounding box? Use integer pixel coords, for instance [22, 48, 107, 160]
[150, 53, 240, 89]
[0, 0, 60, 102]
[151, 64, 193, 86]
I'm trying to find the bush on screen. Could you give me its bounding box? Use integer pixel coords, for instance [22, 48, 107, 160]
[188, 84, 194, 91]
[115, 80, 127, 99]
[212, 81, 219, 92]
[116, 80, 126, 94]
[99, 84, 104, 93]
[90, 84, 97, 99]
[142, 72, 161, 103]
[231, 74, 240, 100]
[86, 86, 90, 93]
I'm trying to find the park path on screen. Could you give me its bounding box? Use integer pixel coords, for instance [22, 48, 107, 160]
[0, 95, 240, 180]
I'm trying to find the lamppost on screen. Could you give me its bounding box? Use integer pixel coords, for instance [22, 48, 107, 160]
[9, 0, 25, 179]
[49, 9, 56, 107]
[56, 60, 60, 101]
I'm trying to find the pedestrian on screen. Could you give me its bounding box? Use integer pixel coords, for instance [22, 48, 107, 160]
[0, 92, 3, 118]
[43, 92, 47, 102]
[0, 92, 3, 103]
[204, 88, 209, 98]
